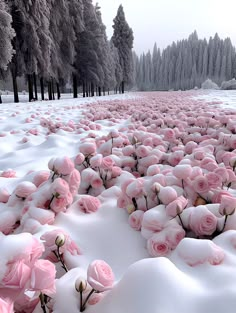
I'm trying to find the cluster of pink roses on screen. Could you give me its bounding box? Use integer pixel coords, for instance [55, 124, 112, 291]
[75, 259, 115, 311]
[0, 233, 56, 312]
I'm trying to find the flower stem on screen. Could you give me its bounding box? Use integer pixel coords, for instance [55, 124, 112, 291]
[80, 291, 83, 312]
[178, 213, 185, 230]
[39, 293, 47, 313]
[221, 215, 229, 233]
[132, 197, 138, 210]
[53, 248, 68, 273]
[81, 289, 95, 312]
[48, 195, 55, 210]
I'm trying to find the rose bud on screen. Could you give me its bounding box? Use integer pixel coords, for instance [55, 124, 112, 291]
[75, 277, 87, 293]
[55, 233, 66, 247]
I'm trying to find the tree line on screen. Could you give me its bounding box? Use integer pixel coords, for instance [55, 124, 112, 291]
[0, 0, 134, 103]
[133, 31, 236, 91]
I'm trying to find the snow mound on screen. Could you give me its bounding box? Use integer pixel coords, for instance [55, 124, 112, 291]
[201, 79, 219, 90]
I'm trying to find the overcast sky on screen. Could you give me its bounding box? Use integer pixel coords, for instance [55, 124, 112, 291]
[93, 0, 236, 55]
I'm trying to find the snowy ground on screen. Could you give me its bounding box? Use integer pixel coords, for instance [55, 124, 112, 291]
[1, 90, 236, 313]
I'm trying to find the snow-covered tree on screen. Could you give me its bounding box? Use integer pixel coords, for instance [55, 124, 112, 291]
[111, 4, 134, 93]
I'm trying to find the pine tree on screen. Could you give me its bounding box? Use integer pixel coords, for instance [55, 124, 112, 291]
[111, 5, 134, 93]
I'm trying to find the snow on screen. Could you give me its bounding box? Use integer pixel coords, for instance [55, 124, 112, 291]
[1, 90, 236, 313]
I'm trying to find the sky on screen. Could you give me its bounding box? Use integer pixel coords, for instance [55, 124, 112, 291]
[93, 0, 236, 55]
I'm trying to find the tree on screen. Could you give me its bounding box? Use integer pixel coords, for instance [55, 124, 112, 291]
[111, 4, 134, 93]
[0, 0, 15, 103]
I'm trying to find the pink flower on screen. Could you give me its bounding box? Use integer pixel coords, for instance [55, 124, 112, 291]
[30, 259, 56, 296]
[50, 178, 70, 198]
[122, 145, 135, 156]
[147, 231, 170, 257]
[189, 206, 217, 236]
[53, 156, 75, 175]
[128, 210, 144, 231]
[91, 177, 104, 189]
[77, 195, 101, 213]
[50, 195, 72, 213]
[0, 188, 10, 203]
[100, 156, 115, 170]
[166, 196, 188, 217]
[135, 145, 151, 157]
[75, 153, 85, 165]
[88, 292, 105, 305]
[14, 182, 37, 199]
[165, 223, 185, 249]
[41, 229, 80, 256]
[158, 186, 178, 205]
[32, 170, 50, 187]
[0, 298, 14, 313]
[219, 195, 236, 215]
[192, 176, 209, 194]
[146, 165, 160, 176]
[212, 190, 232, 204]
[2, 260, 31, 289]
[126, 178, 144, 198]
[90, 154, 103, 168]
[79, 142, 97, 155]
[141, 208, 168, 239]
[172, 164, 192, 180]
[163, 128, 176, 142]
[1, 169, 16, 178]
[87, 260, 115, 292]
[0, 211, 16, 235]
[214, 167, 229, 184]
[64, 169, 81, 196]
[206, 172, 222, 189]
[111, 166, 122, 178]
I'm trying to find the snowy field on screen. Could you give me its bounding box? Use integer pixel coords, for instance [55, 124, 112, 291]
[1, 90, 236, 313]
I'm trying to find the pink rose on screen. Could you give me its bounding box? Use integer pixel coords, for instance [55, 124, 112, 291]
[30, 259, 56, 296]
[64, 169, 81, 196]
[87, 260, 115, 292]
[192, 176, 209, 194]
[2, 260, 31, 289]
[165, 224, 185, 249]
[0, 298, 14, 313]
[32, 170, 50, 187]
[212, 190, 232, 204]
[0, 188, 10, 203]
[219, 195, 236, 215]
[74, 153, 85, 165]
[126, 178, 144, 198]
[77, 195, 101, 213]
[40, 229, 80, 256]
[172, 164, 192, 180]
[206, 172, 222, 189]
[158, 186, 178, 205]
[88, 292, 105, 305]
[165, 196, 188, 217]
[147, 231, 170, 257]
[128, 210, 144, 231]
[135, 145, 151, 158]
[14, 182, 37, 199]
[53, 156, 75, 175]
[100, 156, 115, 170]
[163, 128, 176, 142]
[141, 207, 168, 239]
[214, 167, 229, 184]
[79, 142, 97, 155]
[90, 154, 103, 168]
[50, 178, 70, 198]
[189, 206, 217, 236]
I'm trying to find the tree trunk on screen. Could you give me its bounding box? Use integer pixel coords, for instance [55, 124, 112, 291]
[0, 95, 2, 104]
[73, 74, 78, 98]
[11, 68, 19, 103]
[48, 81, 52, 100]
[103, 87, 105, 96]
[28, 74, 34, 102]
[121, 81, 125, 94]
[56, 83, 60, 100]
[108, 88, 109, 95]
[82, 82, 86, 97]
[96, 86, 98, 96]
[40, 77, 44, 100]
[98, 87, 101, 96]
[86, 82, 89, 97]
[33, 72, 38, 100]
[52, 79, 55, 100]
[91, 83, 94, 97]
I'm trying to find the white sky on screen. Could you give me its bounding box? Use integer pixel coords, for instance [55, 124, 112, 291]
[93, 0, 236, 54]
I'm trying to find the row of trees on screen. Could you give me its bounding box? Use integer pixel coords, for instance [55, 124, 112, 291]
[133, 31, 236, 91]
[0, 0, 134, 102]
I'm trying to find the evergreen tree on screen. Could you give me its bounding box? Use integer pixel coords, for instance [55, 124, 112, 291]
[111, 4, 134, 93]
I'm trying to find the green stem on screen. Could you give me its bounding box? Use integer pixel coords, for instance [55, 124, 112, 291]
[53, 248, 68, 273]
[80, 291, 83, 312]
[81, 289, 95, 312]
